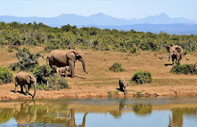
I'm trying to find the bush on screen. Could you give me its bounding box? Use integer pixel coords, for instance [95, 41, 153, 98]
[33, 65, 70, 90]
[109, 63, 124, 72]
[131, 70, 152, 84]
[0, 67, 13, 83]
[58, 78, 69, 89]
[44, 45, 59, 52]
[9, 48, 41, 71]
[170, 63, 197, 75]
[133, 105, 152, 116]
[33, 65, 54, 84]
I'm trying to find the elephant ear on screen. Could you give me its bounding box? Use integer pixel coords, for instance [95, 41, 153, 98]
[73, 50, 82, 59]
[166, 46, 171, 52]
[66, 51, 76, 62]
[175, 46, 182, 53]
[26, 75, 32, 84]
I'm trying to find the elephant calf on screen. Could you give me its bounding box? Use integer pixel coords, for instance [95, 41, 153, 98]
[119, 78, 129, 95]
[15, 72, 36, 99]
[57, 67, 70, 77]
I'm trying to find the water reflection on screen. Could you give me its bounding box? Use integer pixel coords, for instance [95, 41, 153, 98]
[0, 108, 15, 124]
[0, 98, 197, 127]
[0, 101, 88, 127]
[133, 104, 152, 116]
[169, 108, 197, 127]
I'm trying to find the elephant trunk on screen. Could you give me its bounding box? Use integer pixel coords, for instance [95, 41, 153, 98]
[32, 79, 36, 99]
[80, 58, 88, 74]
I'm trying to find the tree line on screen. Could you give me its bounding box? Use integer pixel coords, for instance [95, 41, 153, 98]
[0, 22, 197, 53]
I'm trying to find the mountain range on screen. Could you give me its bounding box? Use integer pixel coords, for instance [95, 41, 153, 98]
[0, 13, 197, 35]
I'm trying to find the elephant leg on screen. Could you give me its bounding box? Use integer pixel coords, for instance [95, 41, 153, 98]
[172, 57, 175, 65]
[24, 85, 28, 95]
[177, 54, 181, 63]
[124, 87, 127, 95]
[20, 85, 24, 93]
[27, 84, 31, 93]
[119, 84, 123, 91]
[69, 60, 75, 78]
[15, 82, 18, 93]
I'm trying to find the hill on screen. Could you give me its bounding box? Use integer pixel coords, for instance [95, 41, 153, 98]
[1, 13, 197, 34]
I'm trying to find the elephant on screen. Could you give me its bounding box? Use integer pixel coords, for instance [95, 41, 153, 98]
[119, 78, 129, 95]
[14, 102, 37, 124]
[46, 50, 88, 78]
[15, 72, 36, 99]
[57, 67, 70, 77]
[166, 45, 183, 64]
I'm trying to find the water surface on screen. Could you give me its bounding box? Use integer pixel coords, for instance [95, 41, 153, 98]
[1, 97, 197, 127]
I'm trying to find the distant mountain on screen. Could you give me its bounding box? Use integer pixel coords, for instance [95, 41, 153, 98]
[90, 24, 197, 35]
[1, 13, 196, 26]
[0, 13, 197, 34]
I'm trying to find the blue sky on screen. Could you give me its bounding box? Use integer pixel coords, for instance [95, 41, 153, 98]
[0, 0, 196, 20]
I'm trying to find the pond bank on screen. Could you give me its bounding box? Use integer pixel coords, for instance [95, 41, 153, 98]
[1, 83, 197, 100]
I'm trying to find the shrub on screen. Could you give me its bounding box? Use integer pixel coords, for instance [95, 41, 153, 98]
[0, 67, 13, 83]
[44, 45, 59, 52]
[9, 48, 41, 71]
[170, 63, 197, 75]
[109, 63, 124, 72]
[33, 65, 54, 84]
[33, 65, 70, 90]
[131, 70, 152, 84]
[58, 78, 69, 89]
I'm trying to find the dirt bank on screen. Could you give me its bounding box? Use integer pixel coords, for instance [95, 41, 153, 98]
[1, 83, 197, 100]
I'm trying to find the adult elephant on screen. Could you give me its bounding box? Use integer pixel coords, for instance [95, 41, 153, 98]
[15, 72, 36, 99]
[166, 45, 183, 64]
[46, 50, 88, 78]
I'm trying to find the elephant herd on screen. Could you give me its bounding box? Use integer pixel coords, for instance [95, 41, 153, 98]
[14, 50, 88, 99]
[14, 45, 183, 98]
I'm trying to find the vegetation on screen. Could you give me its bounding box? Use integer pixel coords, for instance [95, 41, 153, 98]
[109, 63, 124, 72]
[33, 65, 69, 90]
[9, 48, 41, 71]
[1, 22, 197, 53]
[170, 63, 197, 75]
[0, 67, 13, 84]
[131, 70, 152, 84]
[133, 104, 152, 116]
[109, 110, 122, 119]
[0, 109, 15, 124]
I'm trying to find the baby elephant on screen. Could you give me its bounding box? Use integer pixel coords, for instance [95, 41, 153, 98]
[119, 78, 129, 95]
[57, 67, 70, 77]
[15, 72, 36, 99]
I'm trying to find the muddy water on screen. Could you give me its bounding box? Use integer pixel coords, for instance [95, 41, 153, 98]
[1, 97, 197, 127]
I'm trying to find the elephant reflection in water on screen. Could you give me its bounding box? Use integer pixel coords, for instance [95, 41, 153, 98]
[14, 102, 37, 124]
[13, 102, 88, 127]
[168, 108, 197, 127]
[66, 109, 88, 127]
[111, 99, 153, 119]
[110, 98, 129, 119]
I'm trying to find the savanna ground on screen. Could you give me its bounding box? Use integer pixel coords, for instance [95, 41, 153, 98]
[1, 45, 197, 100]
